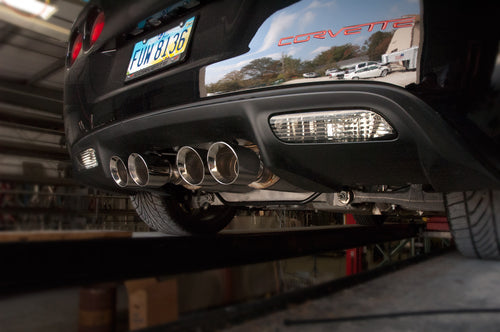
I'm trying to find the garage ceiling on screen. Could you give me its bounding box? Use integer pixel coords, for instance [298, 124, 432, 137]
[0, 1, 85, 182]
[0, 0, 84, 109]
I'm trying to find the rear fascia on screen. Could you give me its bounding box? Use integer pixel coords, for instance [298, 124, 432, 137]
[69, 82, 500, 193]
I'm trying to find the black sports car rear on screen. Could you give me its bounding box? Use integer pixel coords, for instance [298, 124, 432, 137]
[65, 0, 500, 258]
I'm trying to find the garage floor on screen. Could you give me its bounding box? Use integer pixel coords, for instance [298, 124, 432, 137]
[223, 252, 500, 332]
[1, 251, 500, 331]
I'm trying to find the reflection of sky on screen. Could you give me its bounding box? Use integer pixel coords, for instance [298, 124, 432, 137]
[206, 0, 419, 83]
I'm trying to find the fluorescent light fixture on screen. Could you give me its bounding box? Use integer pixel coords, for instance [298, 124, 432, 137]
[270, 110, 396, 143]
[2, 0, 57, 20]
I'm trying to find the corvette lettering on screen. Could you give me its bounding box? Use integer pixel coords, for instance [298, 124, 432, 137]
[278, 16, 415, 47]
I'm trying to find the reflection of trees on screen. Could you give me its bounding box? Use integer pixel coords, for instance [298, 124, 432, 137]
[364, 31, 393, 61]
[281, 55, 301, 80]
[242, 57, 281, 79]
[207, 38, 391, 93]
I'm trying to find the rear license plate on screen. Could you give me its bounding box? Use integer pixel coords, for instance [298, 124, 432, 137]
[125, 16, 195, 81]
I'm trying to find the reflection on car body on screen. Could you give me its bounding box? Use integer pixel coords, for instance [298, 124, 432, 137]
[302, 72, 320, 78]
[344, 64, 389, 80]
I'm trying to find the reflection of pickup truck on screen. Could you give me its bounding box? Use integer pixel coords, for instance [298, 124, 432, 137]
[382, 46, 418, 70]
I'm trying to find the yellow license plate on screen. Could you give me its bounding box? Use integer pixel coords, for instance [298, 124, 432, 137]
[125, 16, 195, 81]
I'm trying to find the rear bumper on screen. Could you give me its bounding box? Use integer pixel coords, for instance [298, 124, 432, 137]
[68, 82, 500, 193]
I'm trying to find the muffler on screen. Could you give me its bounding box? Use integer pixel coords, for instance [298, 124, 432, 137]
[207, 142, 262, 185]
[109, 156, 134, 188]
[127, 153, 178, 187]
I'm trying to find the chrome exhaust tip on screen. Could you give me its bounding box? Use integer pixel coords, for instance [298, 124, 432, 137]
[207, 142, 262, 185]
[176, 146, 205, 186]
[207, 142, 239, 185]
[128, 153, 173, 188]
[109, 156, 129, 188]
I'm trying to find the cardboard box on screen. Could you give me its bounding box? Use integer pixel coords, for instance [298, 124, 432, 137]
[125, 278, 178, 331]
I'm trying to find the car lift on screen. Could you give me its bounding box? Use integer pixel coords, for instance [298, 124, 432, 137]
[0, 223, 424, 294]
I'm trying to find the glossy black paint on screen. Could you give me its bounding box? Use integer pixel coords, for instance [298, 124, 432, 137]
[71, 82, 499, 193]
[65, 0, 500, 193]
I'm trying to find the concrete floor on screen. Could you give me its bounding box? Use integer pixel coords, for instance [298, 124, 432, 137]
[224, 252, 500, 332]
[2, 251, 500, 331]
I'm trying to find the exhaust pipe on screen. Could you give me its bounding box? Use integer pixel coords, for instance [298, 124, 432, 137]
[207, 142, 262, 185]
[176, 146, 206, 186]
[128, 153, 178, 188]
[109, 156, 133, 188]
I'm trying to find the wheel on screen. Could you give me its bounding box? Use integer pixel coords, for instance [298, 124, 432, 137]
[446, 190, 500, 259]
[131, 191, 236, 235]
[354, 215, 385, 225]
[381, 69, 388, 77]
[352, 76, 360, 80]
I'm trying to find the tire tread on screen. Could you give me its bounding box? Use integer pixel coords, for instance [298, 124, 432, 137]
[446, 190, 500, 259]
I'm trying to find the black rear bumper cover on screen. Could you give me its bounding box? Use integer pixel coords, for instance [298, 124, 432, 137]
[68, 82, 500, 193]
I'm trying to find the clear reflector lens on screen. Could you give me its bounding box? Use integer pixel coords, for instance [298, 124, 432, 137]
[78, 148, 98, 169]
[269, 110, 396, 143]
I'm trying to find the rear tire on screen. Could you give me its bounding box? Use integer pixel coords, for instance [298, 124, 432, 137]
[131, 191, 235, 235]
[446, 190, 500, 259]
[381, 69, 388, 77]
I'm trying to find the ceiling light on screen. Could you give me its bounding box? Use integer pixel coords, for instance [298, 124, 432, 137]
[1, 0, 57, 20]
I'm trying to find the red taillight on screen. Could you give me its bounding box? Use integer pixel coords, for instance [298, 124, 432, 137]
[71, 33, 83, 65]
[90, 12, 105, 46]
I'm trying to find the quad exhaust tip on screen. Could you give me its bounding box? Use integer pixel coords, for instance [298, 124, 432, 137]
[128, 153, 150, 187]
[176, 146, 205, 186]
[207, 142, 239, 185]
[207, 142, 262, 185]
[111, 142, 267, 188]
[128, 153, 175, 188]
[109, 156, 129, 188]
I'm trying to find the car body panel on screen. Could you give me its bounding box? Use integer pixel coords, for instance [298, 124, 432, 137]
[65, 0, 500, 197]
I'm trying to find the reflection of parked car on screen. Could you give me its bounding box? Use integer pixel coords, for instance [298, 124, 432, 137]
[344, 65, 389, 80]
[303, 72, 319, 78]
[327, 70, 343, 78]
[325, 68, 341, 76]
[341, 61, 379, 73]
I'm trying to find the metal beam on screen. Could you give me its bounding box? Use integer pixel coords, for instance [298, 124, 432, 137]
[0, 102, 63, 131]
[0, 120, 64, 135]
[0, 80, 63, 115]
[0, 24, 19, 46]
[0, 174, 76, 186]
[0, 223, 424, 294]
[28, 57, 66, 85]
[0, 140, 69, 161]
[0, 6, 70, 42]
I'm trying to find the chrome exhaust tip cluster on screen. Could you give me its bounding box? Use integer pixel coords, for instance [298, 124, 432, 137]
[109, 142, 271, 189]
